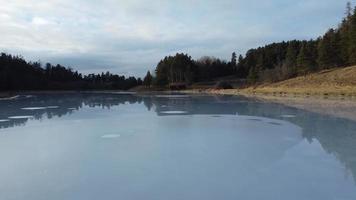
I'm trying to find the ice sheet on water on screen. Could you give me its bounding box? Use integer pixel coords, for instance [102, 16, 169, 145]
[46, 106, 59, 109]
[101, 134, 121, 139]
[161, 111, 188, 114]
[247, 118, 263, 121]
[0, 119, 10, 122]
[0, 95, 20, 100]
[268, 122, 282, 126]
[155, 95, 190, 98]
[8, 116, 33, 119]
[21, 107, 47, 110]
[281, 115, 296, 118]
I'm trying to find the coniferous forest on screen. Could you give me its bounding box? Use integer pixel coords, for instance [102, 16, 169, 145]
[2, 3, 356, 91]
[0, 53, 142, 91]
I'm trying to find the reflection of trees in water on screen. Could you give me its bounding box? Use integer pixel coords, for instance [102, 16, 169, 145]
[145, 95, 356, 182]
[0, 93, 355, 181]
[286, 113, 356, 182]
[0, 94, 141, 129]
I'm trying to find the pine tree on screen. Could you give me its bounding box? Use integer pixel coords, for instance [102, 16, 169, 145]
[296, 43, 309, 75]
[338, 3, 353, 65]
[296, 41, 318, 74]
[349, 7, 356, 64]
[284, 41, 300, 76]
[143, 71, 153, 87]
[231, 52, 237, 65]
[318, 29, 342, 69]
[339, 19, 351, 65]
[247, 66, 258, 83]
[307, 40, 319, 71]
[346, 2, 352, 18]
[236, 55, 246, 78]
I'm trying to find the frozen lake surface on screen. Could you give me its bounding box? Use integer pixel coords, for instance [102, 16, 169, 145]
[0, 93, 355, 200]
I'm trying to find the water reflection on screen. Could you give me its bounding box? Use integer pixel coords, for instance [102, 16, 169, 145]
[0, 94, 139, 129]
[0, 93, 356, 184]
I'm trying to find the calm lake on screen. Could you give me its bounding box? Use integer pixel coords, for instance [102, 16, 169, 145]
[0, 93, 355, 200]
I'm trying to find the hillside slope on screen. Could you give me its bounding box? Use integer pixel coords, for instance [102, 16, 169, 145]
[242, 66, 356, 96]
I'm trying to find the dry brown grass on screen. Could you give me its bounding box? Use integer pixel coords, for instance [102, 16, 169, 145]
[242, 66, 356, 96]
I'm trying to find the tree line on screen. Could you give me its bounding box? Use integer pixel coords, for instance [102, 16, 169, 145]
[143, 53, 235, 87]
[144, 2, 356, 87]
[0, 53, 142, 91]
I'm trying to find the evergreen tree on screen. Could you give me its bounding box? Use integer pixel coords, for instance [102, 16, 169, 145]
[296, 42, 309, 74]
[284, 41, 300, 76]
[338, 17, 351, 65]
[318, 29, 342, 69]
[349, 7, 356, 64]
[230, 52, 237, 72]
[296, 41, 318, 74]
[247, 66, 258, 83]
[236, 54, 246, 78]
[346, 2, 352, 18]
[307, 40, 319, 71]
[143, 71, 153, 87]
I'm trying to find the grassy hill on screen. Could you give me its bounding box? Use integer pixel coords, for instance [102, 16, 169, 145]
[242, 66, 356, 96]
[188, 66, 356, 97]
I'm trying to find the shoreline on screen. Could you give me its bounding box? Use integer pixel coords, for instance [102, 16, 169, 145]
[3, 89, 356, 122]
[0, 92, 15, 99]
[183, 88, 356, 122]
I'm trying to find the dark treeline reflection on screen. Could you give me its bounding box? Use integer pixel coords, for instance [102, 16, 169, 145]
[0, 94, 355, 181]
[0, 93, 141, 129]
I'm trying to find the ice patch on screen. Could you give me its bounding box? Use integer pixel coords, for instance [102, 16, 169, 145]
[46, 106, 59, 109]
[8, 116, 33, 119]
[248, 118, 263, 121]
[21, 107, 46, 110]
[112, 91, 136, 95]
[281, 115, 296, 118]
[101, 134, 121, 139]
[0, 95, 20, 100]
[268, 122, 282, 126]
[0, 119, 10, 122]
[155, 95, 190, 98]
[161, 111, 188, 114]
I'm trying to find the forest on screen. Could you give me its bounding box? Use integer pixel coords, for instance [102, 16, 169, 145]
[0, 53, 142, 91]
[143, 2, 356, 87]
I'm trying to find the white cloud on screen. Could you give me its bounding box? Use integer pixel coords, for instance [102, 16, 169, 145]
[0, 0, 354, 77]
[31, 17, 52, 26]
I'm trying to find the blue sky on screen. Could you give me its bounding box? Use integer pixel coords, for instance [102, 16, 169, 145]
[0, 0, 355, 77]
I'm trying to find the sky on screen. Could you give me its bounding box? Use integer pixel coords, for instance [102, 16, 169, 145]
[0, 0, 355, 77]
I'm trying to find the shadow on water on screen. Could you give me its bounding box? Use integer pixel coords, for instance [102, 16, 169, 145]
[0, 93, 355, 181]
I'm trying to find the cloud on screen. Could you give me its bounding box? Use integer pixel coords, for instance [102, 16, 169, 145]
[0, 0, 355, 77]
[31, 17, 53, 26]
